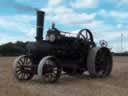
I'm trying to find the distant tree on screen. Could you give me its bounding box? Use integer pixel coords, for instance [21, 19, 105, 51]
[113, 52, 128, 56]
[0, 41, 27, 56]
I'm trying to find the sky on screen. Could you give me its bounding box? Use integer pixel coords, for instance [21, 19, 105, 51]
[0, 0, 128, 52]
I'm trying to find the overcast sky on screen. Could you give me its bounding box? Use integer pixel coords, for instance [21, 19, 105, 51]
[0, 0, 128, 52]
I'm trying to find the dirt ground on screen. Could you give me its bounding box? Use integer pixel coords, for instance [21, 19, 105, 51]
[0, 56, 128, 96]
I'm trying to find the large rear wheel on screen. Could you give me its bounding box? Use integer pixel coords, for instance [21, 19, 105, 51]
[87, 47, 113, 78]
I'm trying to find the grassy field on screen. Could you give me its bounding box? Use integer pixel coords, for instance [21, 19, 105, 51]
[0, 56, 128, 96]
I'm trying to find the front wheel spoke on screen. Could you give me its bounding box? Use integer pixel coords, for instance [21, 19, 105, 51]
[17, 71, 22, 76]
[24, 57, 27, 65]
[24, 74, 27, 79]
[22, 73, 25, 79]
[16, 65, 22, 68]
[17, 61, 23, 66]
[24, 68, 32, 71]
[20, 73, 24, 79]
[19, 59, 25, 65]
[27, 61, 31, 65]
[25, 73, 29, 79]
[16, 69, 21, 73]
[24, 66, 31, 71]
[16, 68, 21, 72]
[18, 73, 22, 79]
[26, 59, 30, 65]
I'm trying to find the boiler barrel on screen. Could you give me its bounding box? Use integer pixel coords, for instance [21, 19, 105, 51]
[27, 41, 51, 56]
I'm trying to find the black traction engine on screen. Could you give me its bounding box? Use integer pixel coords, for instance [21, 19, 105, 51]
[12, 10, 113, 83]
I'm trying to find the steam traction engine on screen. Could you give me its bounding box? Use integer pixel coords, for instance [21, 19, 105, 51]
[12, 11, 113, 83]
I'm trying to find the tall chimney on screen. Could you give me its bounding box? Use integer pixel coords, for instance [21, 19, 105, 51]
[36, 10, 45, 41]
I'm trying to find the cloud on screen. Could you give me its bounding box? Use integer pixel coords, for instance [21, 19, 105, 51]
[98, 9, 128, 19]
[41, 6, 96, 25]
[97, 9, 128, 34]
[109, 11, 128, 28]
[107, 0, 128, 7]
[0, 15, 35, 28]
[26, 28, 36, 37]
[110, 11, 128, 19]
[48, 12, 96, 24]
[42, 6, 73, 15]
[114, 0, 128, 5]
[98, 9, 108, 17]
[41, 0, 98, 25]
[70, 0, 99, 8]
[98, 9, 128, 25]
[0, 0, 38, 14]
[48, 0, 62, 6]
[0, 14, 37, 44]
[117, 24, 123, 29]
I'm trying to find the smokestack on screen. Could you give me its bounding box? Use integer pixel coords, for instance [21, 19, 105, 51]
[36, 10, 45, 41]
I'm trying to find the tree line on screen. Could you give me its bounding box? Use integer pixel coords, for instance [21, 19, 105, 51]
[0, 41, 27, 56]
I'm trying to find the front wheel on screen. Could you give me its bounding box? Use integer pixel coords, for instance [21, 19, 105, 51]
[12, 55, 34, 80]
[38, 56, 62, 83]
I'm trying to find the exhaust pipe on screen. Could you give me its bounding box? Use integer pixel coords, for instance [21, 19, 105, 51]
[36, 10, 45, 41]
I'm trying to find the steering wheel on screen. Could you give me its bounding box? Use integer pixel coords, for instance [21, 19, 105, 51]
[77, 29, 94, 43]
